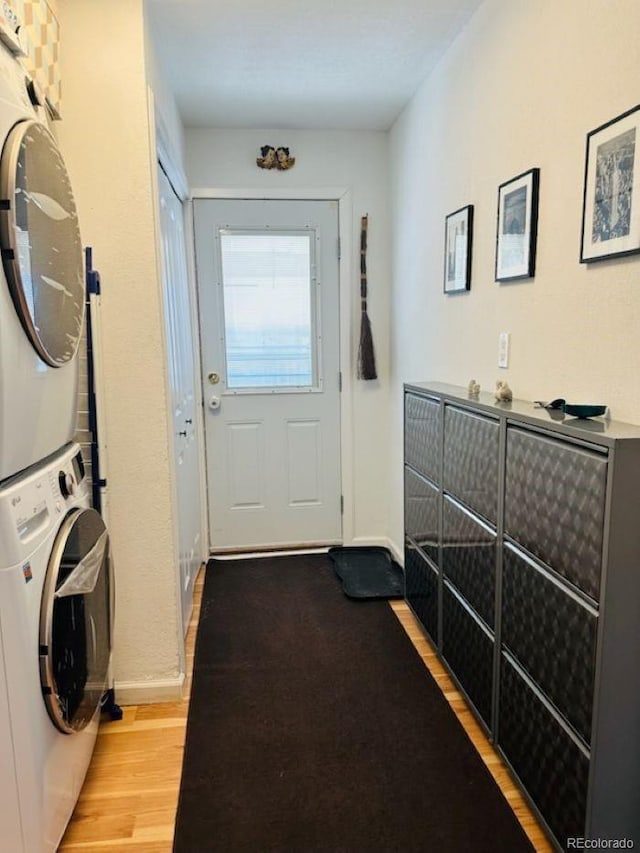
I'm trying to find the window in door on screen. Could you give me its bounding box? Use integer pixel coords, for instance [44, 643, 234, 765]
[218, 230, 320, 391]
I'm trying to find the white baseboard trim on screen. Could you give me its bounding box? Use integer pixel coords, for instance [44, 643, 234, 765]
[385, 537, 404, 566]
[211, 538, 406, 566]
[349, 536, 404, 566]
[349, 536, 389, 548]
[214, 546, 331, 560]
[114, 674, 185, 706]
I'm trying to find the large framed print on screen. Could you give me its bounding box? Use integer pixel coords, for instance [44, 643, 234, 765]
[444, 204, 473, 293]
[495, 168, 540, 281]
[580, 104, 640, 263]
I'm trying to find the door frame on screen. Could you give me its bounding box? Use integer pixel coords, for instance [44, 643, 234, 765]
[191, 186, 355, 547]
[149, 89, 208, 669]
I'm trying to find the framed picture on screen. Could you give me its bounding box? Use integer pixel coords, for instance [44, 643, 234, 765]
[580, 104, 640, 263]
[495, 168, 540, 281]
[444, 204, 473, 293]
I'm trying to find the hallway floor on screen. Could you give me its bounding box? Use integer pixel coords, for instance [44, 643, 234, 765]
[60, 566, 551, 851]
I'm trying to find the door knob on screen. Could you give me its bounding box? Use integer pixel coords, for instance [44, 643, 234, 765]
[208, 371, 221, 385]
[208, 396, 221, 410]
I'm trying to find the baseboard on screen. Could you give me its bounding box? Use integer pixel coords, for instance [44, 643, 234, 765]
[211, 538, 406, 566]
[350, 536, 404, 566]
[114, 673, 185, 706]
[214, 546, 331, 560]
[385, 537, 404, 566]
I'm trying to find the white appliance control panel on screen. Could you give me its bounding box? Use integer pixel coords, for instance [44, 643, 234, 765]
[0, 1, 26, 56]
[0, 445, 86, 566]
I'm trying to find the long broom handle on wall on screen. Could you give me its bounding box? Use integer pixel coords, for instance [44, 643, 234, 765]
[358, 214, 377, 380]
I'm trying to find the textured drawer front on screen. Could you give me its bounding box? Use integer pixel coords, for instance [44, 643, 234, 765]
[442, 584, 493, 727]
[444, 406, 499, 524]
[404, 393, 441, 484]
[502, 546, 597, 745]
[404, 541, 438, 644]
[442, 497, 496, 628]
[504, 427, 607, 600]
[499, 655, 589, 846]
[404, 466, 439, 566]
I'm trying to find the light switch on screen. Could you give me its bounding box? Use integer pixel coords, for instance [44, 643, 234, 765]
[498, 332, 510, 368]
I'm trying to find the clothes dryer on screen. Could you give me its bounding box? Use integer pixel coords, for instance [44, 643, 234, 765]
[0, 442, 113, 851]
[0, 43, 84, 482]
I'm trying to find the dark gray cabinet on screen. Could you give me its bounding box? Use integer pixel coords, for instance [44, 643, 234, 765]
[504, 427, 607, 600]
[404, 541, 438, 644]
[498, 653, 590, 847]
[444, 405, 499, 524]
[404, 392, 440, 484]
[442, 496, 496, 629]
[404, 466, 438, 566]
[501, 545, 597, 745]
[403, 381, 640, 850]
[441, 582, 494, 727]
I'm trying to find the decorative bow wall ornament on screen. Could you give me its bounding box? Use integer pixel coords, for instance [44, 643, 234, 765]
[256, 145, 296, 170]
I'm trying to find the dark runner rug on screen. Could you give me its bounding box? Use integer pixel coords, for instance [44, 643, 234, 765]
[173, 555, 533, 853]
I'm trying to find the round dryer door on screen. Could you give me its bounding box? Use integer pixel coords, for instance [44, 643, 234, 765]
[0, 119, 84, 366]
[39, 508, 113, 734]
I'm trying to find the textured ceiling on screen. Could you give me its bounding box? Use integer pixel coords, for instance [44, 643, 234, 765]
[146, 0, 484, 130]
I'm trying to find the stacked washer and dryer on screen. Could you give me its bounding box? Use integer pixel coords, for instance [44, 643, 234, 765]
[0, 32, 114, 853]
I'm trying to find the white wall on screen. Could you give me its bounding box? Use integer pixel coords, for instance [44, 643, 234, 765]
[186, 128, 391, 545]
[57, 0, 183, 700]
[388, 0, 640, 551]
[143, 5, 185, 184]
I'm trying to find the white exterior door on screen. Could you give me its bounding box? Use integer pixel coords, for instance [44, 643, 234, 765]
[157, 164, 203, 633]
[194, 198, 342, 551]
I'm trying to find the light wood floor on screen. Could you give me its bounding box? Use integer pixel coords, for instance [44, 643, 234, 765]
[60, 566, 552, 852]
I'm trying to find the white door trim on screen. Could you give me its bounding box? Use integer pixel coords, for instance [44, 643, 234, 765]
[147, 89, 184, 676]
[190, 186, 354, 547]
[148, 88, 208, 682]
[182, 202, 210, 568]
[155, 111, 189, 202]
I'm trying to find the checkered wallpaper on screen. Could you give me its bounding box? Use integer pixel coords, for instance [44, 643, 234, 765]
[12, 0, 61, 118]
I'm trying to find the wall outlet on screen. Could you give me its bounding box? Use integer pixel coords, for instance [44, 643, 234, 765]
[498, 332, 510, 368]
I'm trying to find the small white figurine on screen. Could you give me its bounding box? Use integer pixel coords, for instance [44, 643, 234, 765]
[495, 379, 513, 402]
[467, 379, 481, 397]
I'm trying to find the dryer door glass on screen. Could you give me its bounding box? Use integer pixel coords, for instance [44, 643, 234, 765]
[0, 119, 84, 366]
[40, 508, 113, 734]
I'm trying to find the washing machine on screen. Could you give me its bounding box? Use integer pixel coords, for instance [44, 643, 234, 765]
[0, 441, 113, 851]
[0, 41, 85, 482]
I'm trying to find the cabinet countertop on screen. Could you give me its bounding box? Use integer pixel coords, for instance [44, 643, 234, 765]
[404, 381, 640, 447]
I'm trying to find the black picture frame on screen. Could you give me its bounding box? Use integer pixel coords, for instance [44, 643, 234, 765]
[495, 167, 540, 282]
[580, 104, 640, 263]
[444, 204, 473, 293]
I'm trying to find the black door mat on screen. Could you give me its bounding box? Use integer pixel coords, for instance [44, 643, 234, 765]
[328, 546, 404, 599]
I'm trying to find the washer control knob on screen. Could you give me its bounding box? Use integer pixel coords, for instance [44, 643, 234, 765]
[58, 471, 76, 498]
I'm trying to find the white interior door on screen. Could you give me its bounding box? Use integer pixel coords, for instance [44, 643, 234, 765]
[194, 198, 342, 551]
[157, 163, 203, 632]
